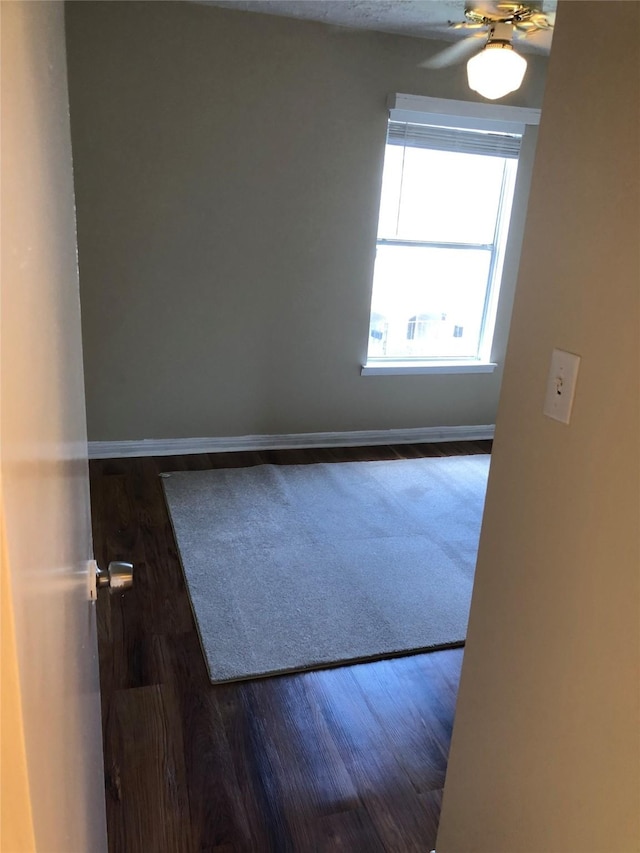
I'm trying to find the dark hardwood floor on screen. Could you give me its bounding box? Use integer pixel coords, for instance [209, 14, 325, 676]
[90, 440, 491, 853]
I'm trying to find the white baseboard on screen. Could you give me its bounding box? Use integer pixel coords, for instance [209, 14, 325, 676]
[88, 425, 494, 460]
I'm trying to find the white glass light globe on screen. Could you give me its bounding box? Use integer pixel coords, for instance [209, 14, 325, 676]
[467, 44, 528, 101]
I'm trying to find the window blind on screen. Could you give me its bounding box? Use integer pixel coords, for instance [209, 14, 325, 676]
[387, 120, 521, 159]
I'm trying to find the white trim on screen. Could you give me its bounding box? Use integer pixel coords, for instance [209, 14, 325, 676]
[361, 361, 497, 376]
[389, 93, 541, 132]
[88, 425, 495, 459]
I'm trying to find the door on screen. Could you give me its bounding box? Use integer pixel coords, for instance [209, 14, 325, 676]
[0, 2, 108, 850]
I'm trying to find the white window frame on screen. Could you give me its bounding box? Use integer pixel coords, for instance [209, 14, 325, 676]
[361, 94, 541, 376]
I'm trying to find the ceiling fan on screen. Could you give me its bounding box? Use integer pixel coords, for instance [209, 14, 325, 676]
[423, 3, 555, 100]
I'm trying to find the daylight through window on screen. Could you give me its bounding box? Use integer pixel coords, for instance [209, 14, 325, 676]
[366, 108, 523, 369]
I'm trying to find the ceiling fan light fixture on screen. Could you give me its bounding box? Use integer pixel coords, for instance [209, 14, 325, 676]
[467, 42, 528, 101]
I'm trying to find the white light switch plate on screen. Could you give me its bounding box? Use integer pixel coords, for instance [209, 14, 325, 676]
[543, 348, 581, 424]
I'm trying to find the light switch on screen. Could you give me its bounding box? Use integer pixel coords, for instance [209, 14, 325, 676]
[543, 348, 581, 424]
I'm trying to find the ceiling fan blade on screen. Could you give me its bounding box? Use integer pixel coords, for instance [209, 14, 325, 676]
[517, 26, 554, 53]
[420, 34, 486, 70]
[448, 21, 487, 30]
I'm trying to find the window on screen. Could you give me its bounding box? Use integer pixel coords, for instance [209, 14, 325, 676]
[363, 95, 540, 375]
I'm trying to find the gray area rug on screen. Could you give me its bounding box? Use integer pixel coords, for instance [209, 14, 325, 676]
[162, 455, 490, 684]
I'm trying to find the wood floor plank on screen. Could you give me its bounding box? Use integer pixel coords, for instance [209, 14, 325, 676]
[204, 450, 268, 469]
[312, 807, 387, 852]
[412, 648, 465, 736]
[95, 471, 158, 693]
[418, 788, 444, 849]
[217, 681, 296, 851]
[304, 665, 441, 853]
[104, 684, 193, 853]
[245, 674, 360, 823]
[155, 633, 268, 851]
[261, 447, 327, 466]
[349, 656, 451, 794]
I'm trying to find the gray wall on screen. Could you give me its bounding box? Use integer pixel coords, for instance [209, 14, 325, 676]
[65, 1, 548, 442]
[436, 2, 640, 850]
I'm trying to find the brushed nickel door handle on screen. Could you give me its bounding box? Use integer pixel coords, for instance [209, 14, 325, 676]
[96, 561, 134, 593]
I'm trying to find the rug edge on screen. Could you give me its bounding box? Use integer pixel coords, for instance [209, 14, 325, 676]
[205, 639, 466, 685]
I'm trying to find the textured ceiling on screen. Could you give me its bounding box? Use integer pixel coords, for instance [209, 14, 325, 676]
[201, 1, 556, 49]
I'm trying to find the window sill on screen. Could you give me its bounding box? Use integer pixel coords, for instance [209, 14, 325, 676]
[361, 360, 497, 376]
